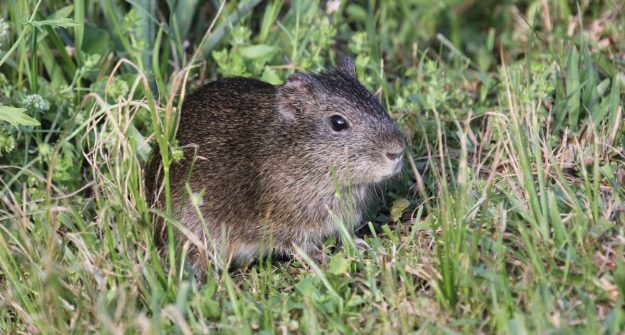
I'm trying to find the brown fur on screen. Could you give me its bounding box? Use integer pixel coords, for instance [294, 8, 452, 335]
[146, 58, 404, 271]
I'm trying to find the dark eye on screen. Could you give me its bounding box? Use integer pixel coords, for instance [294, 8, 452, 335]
[329, 115, 349, 132]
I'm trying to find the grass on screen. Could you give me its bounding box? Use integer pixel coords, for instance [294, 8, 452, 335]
[0, 0, 624, 333]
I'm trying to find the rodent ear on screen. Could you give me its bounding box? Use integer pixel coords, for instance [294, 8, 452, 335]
[278, 72, 314, 121]
[338, 57, 357, 78]
[286, 72, 312, 91]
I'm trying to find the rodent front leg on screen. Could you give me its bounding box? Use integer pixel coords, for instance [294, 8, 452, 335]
[305, 245, 328, 267]
[353, 236, 369, 249]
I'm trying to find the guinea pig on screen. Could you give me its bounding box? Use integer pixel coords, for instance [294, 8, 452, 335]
[146, 57, 405, 271]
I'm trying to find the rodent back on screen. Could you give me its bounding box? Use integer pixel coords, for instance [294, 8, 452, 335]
[177, 77, 279, 149]
[164, 78, 286, 216]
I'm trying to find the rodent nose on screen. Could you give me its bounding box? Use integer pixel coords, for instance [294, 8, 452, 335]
[386, 151, 403, 161]
[385, 128, 406, 162]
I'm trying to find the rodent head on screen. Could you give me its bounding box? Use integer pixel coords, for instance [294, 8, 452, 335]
[277, 57, 405, 186]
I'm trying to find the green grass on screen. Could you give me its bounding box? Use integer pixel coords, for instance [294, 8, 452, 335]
[1, 0, 624, 333]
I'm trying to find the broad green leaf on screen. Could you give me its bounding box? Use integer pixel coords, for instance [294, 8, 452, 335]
[607, 74, 621, 128]
[128, 123, 151, 162]
[346, 4, 367, 21]
[74, 0, 85, 63]
[168, 0, 200, 38]
[240, 44, 278, 60]
[390, 197, 410, 223]
[31, 18, 79, 28]
[590, 79, 612, 124]
[258, 0, 284, 43]
[31, 6, 78, 28]
[593, 53, 617, 78]
[591, 75, 621, 126]
[260, 66, 282, 85]
[328, 254, 350, 275]
[49, 5, 74, 20]
[0, 106, 41, 127]
[381, 224, 398, 244]
[582, 46, 598, 109]
[615, 252, 625, 298]
[596, 78, 611, 97]
[565, 47, 581, 128]
[83, 24, 111, 56]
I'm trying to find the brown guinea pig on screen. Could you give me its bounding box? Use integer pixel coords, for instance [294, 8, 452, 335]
[146, 57, 405, 271]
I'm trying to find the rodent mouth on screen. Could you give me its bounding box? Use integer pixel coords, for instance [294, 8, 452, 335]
[330, 152, 404, 185]
[361, 158, 403, 184]
[391, 160, 403, 174]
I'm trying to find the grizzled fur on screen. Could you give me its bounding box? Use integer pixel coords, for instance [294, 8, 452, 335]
[146, 57, 404, 270]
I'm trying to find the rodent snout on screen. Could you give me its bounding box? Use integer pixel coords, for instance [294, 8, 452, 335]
[379, 140, 405, 178]
[385, 133, 406, 163]
[384, 137, 405, 164]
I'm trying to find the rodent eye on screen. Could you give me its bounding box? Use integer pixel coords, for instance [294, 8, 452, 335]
[329, 115, 349, 132]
